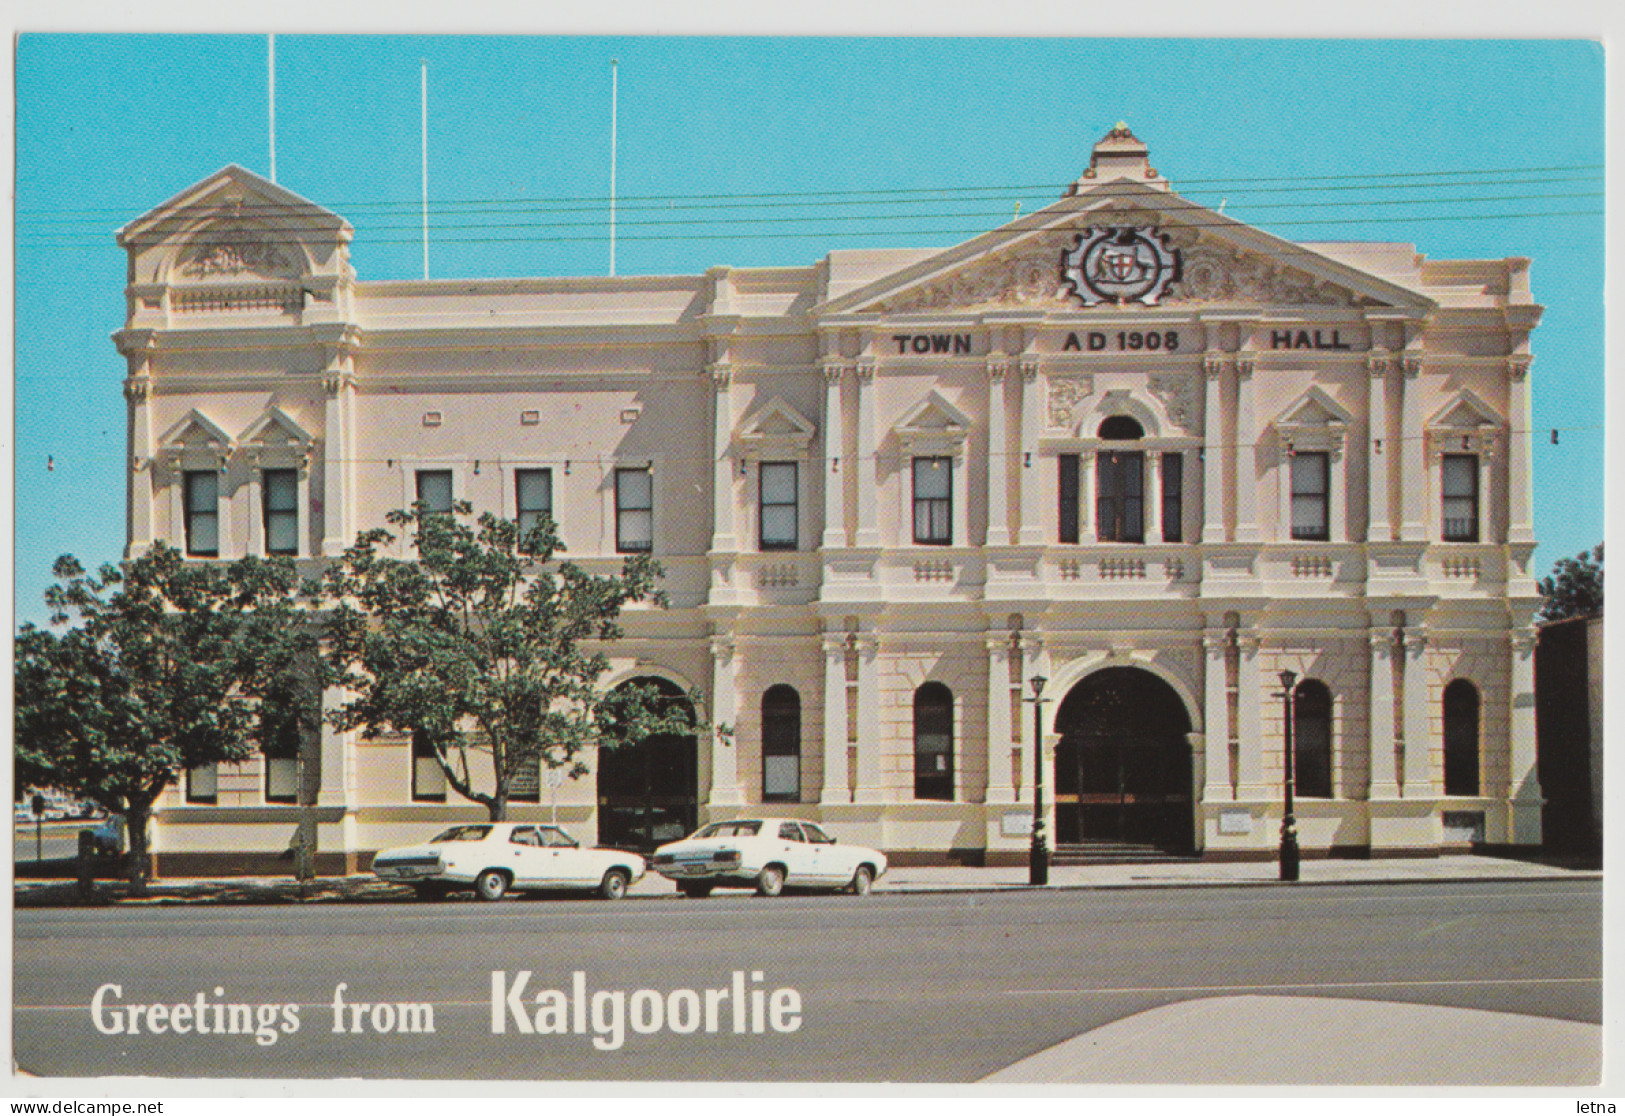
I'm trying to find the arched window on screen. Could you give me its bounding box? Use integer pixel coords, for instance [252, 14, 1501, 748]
[761, 685, 801, 803]
[1443, 679, 1480, 796]
[914, 682, 955, 801]
[1293, 680, 1333, 798]
[1096, 416, 1145, 542]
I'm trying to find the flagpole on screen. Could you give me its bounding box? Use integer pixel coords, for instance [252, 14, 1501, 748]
[268, 35, 276, 184]
[609, 58, 618, 278]
[416, 60, 422, 284]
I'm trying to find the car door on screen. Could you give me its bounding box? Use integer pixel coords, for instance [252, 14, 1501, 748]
[540, 825, 598, 885]
[800, 821, 850, 885]
[506, 826, 550, 886]
[775, 822, 820, 883]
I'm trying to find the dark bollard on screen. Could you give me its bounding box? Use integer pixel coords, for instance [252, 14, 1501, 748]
[76, 828, 97, 900]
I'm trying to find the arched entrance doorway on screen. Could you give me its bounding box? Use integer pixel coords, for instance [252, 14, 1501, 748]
[596, 677, 699, 852]
[1053, 666, 1194, 853]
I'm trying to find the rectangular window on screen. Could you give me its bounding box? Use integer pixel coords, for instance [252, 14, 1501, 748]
[1096, 451, 1144, 543]
[515, 468, 553, 547]
[415, 470, 454, 515]
[264, 756, 299, 803]
[1058, 454, 1080, 544]
[912, 457, 952, 545]
[411, 732, 447, 802]
[183, 471, 220, 557]
[1442, 454, 1479, 542]
[1161, 453, 1184, 543]
[262, 469, 298, 556]
[615, 467, 653, 553]
[509, 754, 541, 803]
[185, 763, 218, 804]
[758, 462, 799, 551]
[1290, 452, 1329, 541]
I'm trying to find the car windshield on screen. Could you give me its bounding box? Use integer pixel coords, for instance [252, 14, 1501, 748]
[428, 825, 492, 843]
[694, 821, 762, 838]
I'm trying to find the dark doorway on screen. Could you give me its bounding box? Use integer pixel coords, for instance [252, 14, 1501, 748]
[1054, 667, 1194, 852]
[596, 677, 699, 852]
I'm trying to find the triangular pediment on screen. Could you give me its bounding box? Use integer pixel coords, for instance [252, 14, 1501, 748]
[118, 165, 353, 284]
[159, 408, 234, 451]
[894, 391, 972, 444]
[240, 406, 314, 450]
[1428, 390, 1502, 430]
[1278, 387, 1352, 429]
[735, 396, 816, 451]
[815, 179, 1434, 317]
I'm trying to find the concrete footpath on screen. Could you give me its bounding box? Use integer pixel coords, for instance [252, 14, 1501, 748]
[11, 852, 1599, 905]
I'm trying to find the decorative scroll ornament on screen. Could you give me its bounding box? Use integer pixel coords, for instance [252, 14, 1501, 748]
[1061, 227, 1181, 306]
[1046, 374, 1095, 430]
[1147, 373, 1197, 433]
[180, 235, 296, 279]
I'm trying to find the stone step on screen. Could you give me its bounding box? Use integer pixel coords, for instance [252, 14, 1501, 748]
[1050, 842, 1196, 865]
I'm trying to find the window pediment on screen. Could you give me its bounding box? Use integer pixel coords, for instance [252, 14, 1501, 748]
[158, 408, 234, 468]
[1426, 389, 1504, 457]
[735, 396, 816, 456]
[1275, 387, 1351, 456]
[240, 406, 315, 471]
[894, 391, 972, 451]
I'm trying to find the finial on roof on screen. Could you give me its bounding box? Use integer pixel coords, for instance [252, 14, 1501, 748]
[1065, 121, 1170, 196]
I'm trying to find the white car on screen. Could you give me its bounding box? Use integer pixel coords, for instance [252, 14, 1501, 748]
[651, 818, 887, 898]
[371, 822, 646, 901]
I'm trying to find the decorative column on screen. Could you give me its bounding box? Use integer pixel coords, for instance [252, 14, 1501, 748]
[985, 359, 1011, 546]
[321, 369, 358, 557]
[819, 635, 850, 804]
[1201, 351, 1226, 543]
[708, 637, 744, 805]
[1399, 349, 1428, 542]
[1235, 630, 1265, 797]
[123, 364, 155, 559]
[1017, 356, 1044, 545]
[985, 636, 1015, 804]
[708, 363, 736, 552]
[244, 461, 265, 556]
[1145, 450, 1163, 543]
[1506, 356, 1534, 544]
[1508, 629, 1542, 842]
[1079, 451, 1097, 544]
[853, 635, 883, 802]
[1234, 352, 1262, 543]
[1478, 441, 1496, 544]
[1367, 350, 1392, 542]
[1367, 626, 1400, 798]
[821, 362, 847, 549]
[1202, 628, 1232, 801]
[854, 359, 880, 548]
[1400, 627, 1432, 795]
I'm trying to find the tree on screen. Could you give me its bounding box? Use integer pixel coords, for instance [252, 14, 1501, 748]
[1538, 543, 1604, 622]
[321, 502, 703, 822]
[14, 544, 310, 893]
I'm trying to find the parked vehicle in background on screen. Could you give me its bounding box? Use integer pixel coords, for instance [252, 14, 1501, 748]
[651, 818, 887, 897]
[371, 822, 646, 901]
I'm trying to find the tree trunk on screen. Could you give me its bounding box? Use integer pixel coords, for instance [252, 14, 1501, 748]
[488, 792, 507, 822]
[125, 800, 153, 897]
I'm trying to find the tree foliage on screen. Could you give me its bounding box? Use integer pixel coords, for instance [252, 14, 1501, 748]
[13, 544, 314, 891]
[321, 502, 703, 821]
[1538, 543, 1603, 622]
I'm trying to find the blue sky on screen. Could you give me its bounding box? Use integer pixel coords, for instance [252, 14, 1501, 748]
[12, 36, 1604, 628]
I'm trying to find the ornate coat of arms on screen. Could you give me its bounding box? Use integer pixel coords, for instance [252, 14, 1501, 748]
[1061, 227, 1181, 306]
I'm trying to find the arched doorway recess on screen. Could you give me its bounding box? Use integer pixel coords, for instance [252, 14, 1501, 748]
[1053, 666, 1194, 853]
[596, 677, 699, 851]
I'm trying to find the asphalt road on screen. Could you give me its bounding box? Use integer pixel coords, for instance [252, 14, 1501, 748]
[12, 879, 1601, 1082]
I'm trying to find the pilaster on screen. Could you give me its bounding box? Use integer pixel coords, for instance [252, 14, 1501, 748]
[1366, 350, 1393, 542]
[984, 636, 1016, 804]
[1506, 355, 1534, 544]
[1201, 351, 1226, 542]
[708, 363, 737, 552]
[1508, 628, 1542, 842]
[1234, 352, 1261, 543]
[985, 359, 1011, 546]
[1202, 628, 1232, 801]
[821, 362, 847, 549]
[1017, 356, 1045, 545]
[1400, 627, 1432, 794]
[1367, 626, 1400, 798]
[1399, 346, 1428, 542]
[820, 635, 850, 804]
[854, 360, 881, 549]
[708, 636, 744, 805]
[853, 635, 882, 803]
[1235, 630, 1265, 796]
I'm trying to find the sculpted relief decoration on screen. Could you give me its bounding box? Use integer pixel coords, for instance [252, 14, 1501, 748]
[1147, 373, 1198, 434]
[1046, 374, 1095, 431]
[179, 234, 299, 280]
[869, 208, 1360, 312]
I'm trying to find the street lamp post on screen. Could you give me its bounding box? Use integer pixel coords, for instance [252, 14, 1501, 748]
[1028, 674, 1050, 886]
[1277, 669, 1300, 882]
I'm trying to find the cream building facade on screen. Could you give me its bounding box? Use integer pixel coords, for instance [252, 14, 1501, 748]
[116, 126, 1544, 873]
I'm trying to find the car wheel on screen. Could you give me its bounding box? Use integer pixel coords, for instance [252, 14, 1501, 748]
[598, 869, 630, 901]
[849, 865, 875, 896]
[474, 870, 510, 902]
[755, 865, 786, 898]
[677, 882, 713, 898]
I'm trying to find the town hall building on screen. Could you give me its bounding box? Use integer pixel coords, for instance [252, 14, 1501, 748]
[115, 124, 1545, 873]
